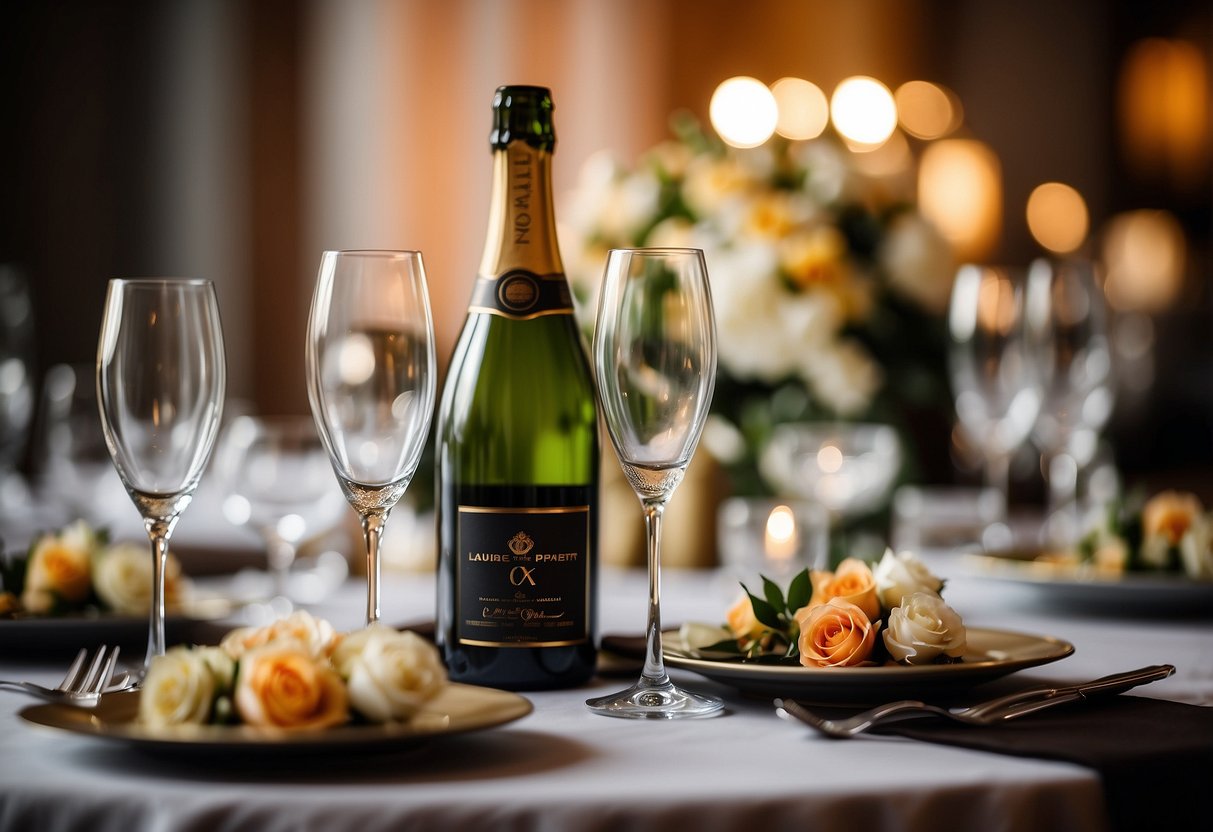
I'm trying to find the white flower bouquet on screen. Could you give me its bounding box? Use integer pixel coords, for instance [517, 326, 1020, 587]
[560, 118, 955, 496]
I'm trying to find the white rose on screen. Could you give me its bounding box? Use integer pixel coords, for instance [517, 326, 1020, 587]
[797, 337, 882, 416]
[332, 624, 447, 723]
[139, 646, 217, 727]
[1179, 514, 1213, 580]
[879, 212, 955, 314]
[92, 542, 184, 615]
[678, 621, 734, 652]
[873, 548, 945, 609]
[882, 592, 967, 665]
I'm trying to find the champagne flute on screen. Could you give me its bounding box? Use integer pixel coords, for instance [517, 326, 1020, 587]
[215, 415, 346, 608]
[305, 250, 436, 625]
[96, 279, 226, 672]
[947, 264, 1045, 512]
[587, 247, 723, 719]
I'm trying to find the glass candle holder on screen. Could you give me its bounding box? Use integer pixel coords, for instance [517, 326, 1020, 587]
[716, 497, 828, 580]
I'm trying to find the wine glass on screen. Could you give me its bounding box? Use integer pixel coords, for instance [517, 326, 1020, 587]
[96, 279, 226, 672]
[1027, 258, 1114, 546]
[215, 415, 346, 608]
[586, 247, 723, 719]
[305, 250, 436, 625]
[0, 266, 36, 530]
[947, 263, 1045, 513]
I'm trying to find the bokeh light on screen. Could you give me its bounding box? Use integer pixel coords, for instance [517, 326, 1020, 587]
[1026, 182, 1089, 254]
[771, 77, 829, 140]
[710, 76, 778, 148]
[918, 139, 1002, 261]
[895, 80, 962, 139]
[1101, 209, 1186, 312]
[830, 76, 897, 147]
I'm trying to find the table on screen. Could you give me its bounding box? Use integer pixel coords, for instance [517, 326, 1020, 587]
[1, 557, 1210, 832]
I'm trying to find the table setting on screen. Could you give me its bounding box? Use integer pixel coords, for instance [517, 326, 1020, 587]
[1, 78, 1211, 832]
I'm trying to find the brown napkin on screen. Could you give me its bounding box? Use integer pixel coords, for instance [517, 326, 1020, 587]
[880, 695, 1213, 832]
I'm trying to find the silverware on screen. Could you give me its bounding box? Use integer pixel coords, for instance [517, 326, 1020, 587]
[0, 646, 131, 708]
[775, 664, 1175, 738]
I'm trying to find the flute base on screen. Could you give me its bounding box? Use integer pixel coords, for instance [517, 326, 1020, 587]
[586, 675, 723, 719]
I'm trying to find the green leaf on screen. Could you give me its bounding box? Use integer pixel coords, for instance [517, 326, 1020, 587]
[742, 583, 783, 630]
[761, 575, 786, 616]
[786, 568, 811, 614]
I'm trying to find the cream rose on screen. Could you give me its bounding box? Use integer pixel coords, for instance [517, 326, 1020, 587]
[20, 520, 98, 613]
[234, 643, 348, 731]
[882, 592, 967, 665]
[798, 598, 881, 668]
[873, 548, 944, 609]
[221, 610, 339, 660]
[796, 558, 881, 624]
[139, 645, 220, 727]
[92, 542, 184, 615]
[332, 624, 447, 722]
[1180, 514, 1213, 580]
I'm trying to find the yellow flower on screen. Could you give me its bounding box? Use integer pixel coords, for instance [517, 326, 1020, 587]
[21, 521, 98, 613]
[234, 643, 348, 731]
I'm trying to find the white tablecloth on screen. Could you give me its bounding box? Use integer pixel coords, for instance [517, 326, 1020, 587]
[1, 557, 1210, 832]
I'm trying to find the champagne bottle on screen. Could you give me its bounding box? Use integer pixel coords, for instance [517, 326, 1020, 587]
[436, 85, 599, 690]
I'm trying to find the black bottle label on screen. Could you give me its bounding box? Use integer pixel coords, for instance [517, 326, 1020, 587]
[467, 269, 574, 320]
[456, 505, 590, 647]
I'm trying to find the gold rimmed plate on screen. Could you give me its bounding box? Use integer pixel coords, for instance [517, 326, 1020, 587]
[20, 684, 533, 756]
[966, 549, 1213, 616]
[663, 627, 1074, 701]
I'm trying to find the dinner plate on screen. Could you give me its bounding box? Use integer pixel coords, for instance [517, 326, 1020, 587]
[663, 627, 1074, 701]
[965, 549, 1213, 616]
[0, 598, 233, 655]
[20, 684, 533, 756]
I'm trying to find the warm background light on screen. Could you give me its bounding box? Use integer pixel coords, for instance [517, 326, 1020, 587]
[895, 80, 961, 139]
[918, 139, 1002, 261]
[771, 77, 829, 141]
[850, 129, 912, 178]
[830, 76, 897, 148]
[710, 76, 778, 148]
[1101, 209, 1187, 312]
[1026, 182, 1089, 254]
[1119, 37, 1210, 192]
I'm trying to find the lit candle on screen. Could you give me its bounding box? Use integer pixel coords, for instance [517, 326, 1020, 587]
[764, 504, 799, 564]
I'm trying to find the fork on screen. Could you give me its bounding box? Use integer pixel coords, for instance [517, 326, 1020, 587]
[775, 664, 1175, 739]
[0, 646, 130, 708]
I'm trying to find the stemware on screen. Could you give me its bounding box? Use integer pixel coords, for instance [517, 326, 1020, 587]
[587, 247, 723, 719]
[0, 266, 36, 526]
[1026, 259, 1114, 546]
[215, 415, 346, 608]
[947, 263, 1045, 514]
[305, 250, 436, 625]
[96, 279, 226, 671]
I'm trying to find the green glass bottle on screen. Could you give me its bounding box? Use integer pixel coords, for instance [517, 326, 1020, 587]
[436, 86, 599, 690]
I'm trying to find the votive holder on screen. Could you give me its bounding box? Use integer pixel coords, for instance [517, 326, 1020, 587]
[716, 497, 829, 581]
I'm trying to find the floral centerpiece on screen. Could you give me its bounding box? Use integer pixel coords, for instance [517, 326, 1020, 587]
[1079, 490, 1213, 580]
[682, 548, 966, 667]
[560, 118, 955, 496]
[139, 611, 447, 730]
[0, 520, 187, 617]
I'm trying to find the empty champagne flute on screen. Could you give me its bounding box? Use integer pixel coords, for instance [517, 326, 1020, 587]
[306, 250, 436, 625]
[97, 279, 226, 672]
[587, 247, 722, 719]
[947, 264, 1045, 514]
[215, 415, 346, 608]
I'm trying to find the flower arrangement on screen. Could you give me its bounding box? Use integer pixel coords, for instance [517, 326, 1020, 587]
[682, 549, 966, 667]
[560, 118, 955, 494]
[139, 610, 448, 730]
[1078, 490, 1213, 580]
[0, 520, 187, 617]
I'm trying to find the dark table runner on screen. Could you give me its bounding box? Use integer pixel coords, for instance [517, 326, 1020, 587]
[881, 696, 1213, 832]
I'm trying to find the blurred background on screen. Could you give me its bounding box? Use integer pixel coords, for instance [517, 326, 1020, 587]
[1, 0, 1211, 565]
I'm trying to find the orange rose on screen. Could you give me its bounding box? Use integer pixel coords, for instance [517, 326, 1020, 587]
[798, 598, 881, 668]
[20, 522, 97, 613]
[725, 593, 770, 644]
[795, 557, 881, 624]
[1142, 491, 1202, 545]
[234, 643, 348, 731]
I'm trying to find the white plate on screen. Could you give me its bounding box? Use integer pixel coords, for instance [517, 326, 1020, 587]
[663, 627, 1074, 701]
[20, 684, 532, 756]
[965, 550, 1213, 616]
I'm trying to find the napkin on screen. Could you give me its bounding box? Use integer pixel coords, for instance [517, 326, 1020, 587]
[881, 695, 1213, 832]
